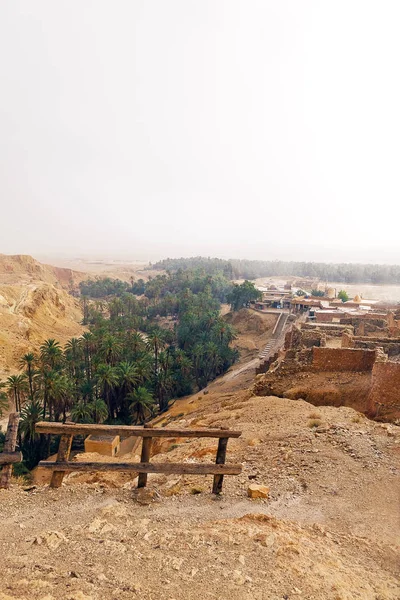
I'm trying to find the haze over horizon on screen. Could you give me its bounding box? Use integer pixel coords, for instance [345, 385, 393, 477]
[1, 1, 399, 265]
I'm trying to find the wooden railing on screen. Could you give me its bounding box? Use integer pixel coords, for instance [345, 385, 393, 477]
[0, 413, 21, 489]
[36, 422, 242, 494]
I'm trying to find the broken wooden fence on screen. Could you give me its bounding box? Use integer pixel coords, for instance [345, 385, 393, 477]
[35, 422, 242, 494]
[0, 413, 21, 489]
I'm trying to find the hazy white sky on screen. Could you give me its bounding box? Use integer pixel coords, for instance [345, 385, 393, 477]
[1, 1, 399, 263]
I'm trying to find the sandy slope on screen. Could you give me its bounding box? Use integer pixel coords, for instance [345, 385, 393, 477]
[0, 353, 399, 599]
[0, 255, 87, 378]
[0, 283, 84, 378]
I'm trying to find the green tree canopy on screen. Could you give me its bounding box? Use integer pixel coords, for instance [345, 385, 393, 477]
[338, 290, 349, 302]
[227, 281, 262, 311]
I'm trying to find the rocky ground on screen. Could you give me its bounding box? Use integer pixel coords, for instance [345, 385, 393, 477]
[1, 385, 399, 599]
[0, 254, 87, 378]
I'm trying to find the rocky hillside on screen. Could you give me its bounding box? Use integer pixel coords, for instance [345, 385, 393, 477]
[0, 255, 85, 376]
[0, 254, 87, 288]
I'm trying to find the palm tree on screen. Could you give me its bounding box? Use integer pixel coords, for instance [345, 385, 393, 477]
[64, 337, 84, 400]
[19, 353, 36, 401]
[109, 297, 124, 320]
[99, 335, 122, 366]
[81, 332, 95, 391]
[174, 349, 193, 376]
[51, 374, 73, 422]
[116, 361, 139, 417]
[36, 368, 56, 421]
[6, 374, 28, 412]
[126, 331, 146, 358]
[40, 339, 63, 370]
[192, 343, 205, 389]
[19, 399, 44, 468]
[157, 350, 174, 413]
[35, 369, 72, 422]
[88, 398, 108, 424]
[19, 399, 43, 444]
[173, 349, 193, 396]
[135, 355, 153, 384]
[212, 321, 236, 345]
[117, 361, 139, 391]
[204, 341, 222, 380]
[95, 363, 118, 419]
[128, 387, 155, 424]
[65, 337, 82, 364]
[146, 329, 166, 404]
[70, 401, 92, 423]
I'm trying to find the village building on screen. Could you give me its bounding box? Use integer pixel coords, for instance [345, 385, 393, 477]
[84, 435, 120, 457]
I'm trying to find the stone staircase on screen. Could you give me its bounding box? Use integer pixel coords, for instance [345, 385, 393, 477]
[259, 339, 276, 359]
[258, 312, 289, 360]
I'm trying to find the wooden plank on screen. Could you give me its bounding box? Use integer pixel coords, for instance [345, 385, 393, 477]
[50, 434, 73, 488]
[0, 451, 22, 465]
[38, 461, 242, 475]
[212, 437, 228, 495]
[35, 422, 241, 439]
[138, 423, 153, 488]
[0, 413, 20, 489]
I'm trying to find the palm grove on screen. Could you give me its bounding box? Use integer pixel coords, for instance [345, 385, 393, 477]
[0, 270, 260, 469]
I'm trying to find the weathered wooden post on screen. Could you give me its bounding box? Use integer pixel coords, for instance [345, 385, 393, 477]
[50, 434, 73, 488]
[212, 436, 228, 494]
[0, 413, 20, 489]
[137, 423, 153, 488]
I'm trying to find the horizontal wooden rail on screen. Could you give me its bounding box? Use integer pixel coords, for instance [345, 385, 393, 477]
[35, 421, 242, 494]
[35, 422, 241, 439]
[38, 461, 242, 475]
[0, 451, 22, 465]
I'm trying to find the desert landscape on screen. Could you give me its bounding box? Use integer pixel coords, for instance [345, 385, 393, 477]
[1, 2, 400, 597]
[0, 254, 399, 600]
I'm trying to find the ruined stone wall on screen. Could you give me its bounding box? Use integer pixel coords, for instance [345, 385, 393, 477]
[303, 323, 353, 337]
[284, 325, 326, 351]
[315, 312, 343, 323]
[341, 332, 355, 348]
[311, 347, 377, 372]
[300, 330, 326, 348]
[284, 326, 302, 351]
[368, 362, 400, 421]
[341, 333, 400, 357]
[255, 351, 279, 375]
[303, 322, 346, 330]
[353, 340, 400, 357]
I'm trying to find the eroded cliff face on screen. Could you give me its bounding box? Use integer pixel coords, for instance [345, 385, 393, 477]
[0, 253, 86, 288]
[0, 255, 85, 376]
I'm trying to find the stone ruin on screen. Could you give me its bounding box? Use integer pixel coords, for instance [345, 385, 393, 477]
[254, 320, 400, 422]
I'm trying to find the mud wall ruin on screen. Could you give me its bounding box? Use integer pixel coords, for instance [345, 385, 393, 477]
[341, 333, 400, 358]
[311, 347, 377, 372]
[368, 362, 400, 421]
[284, 326, 326, 351]
[302, 322, 352, 337]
